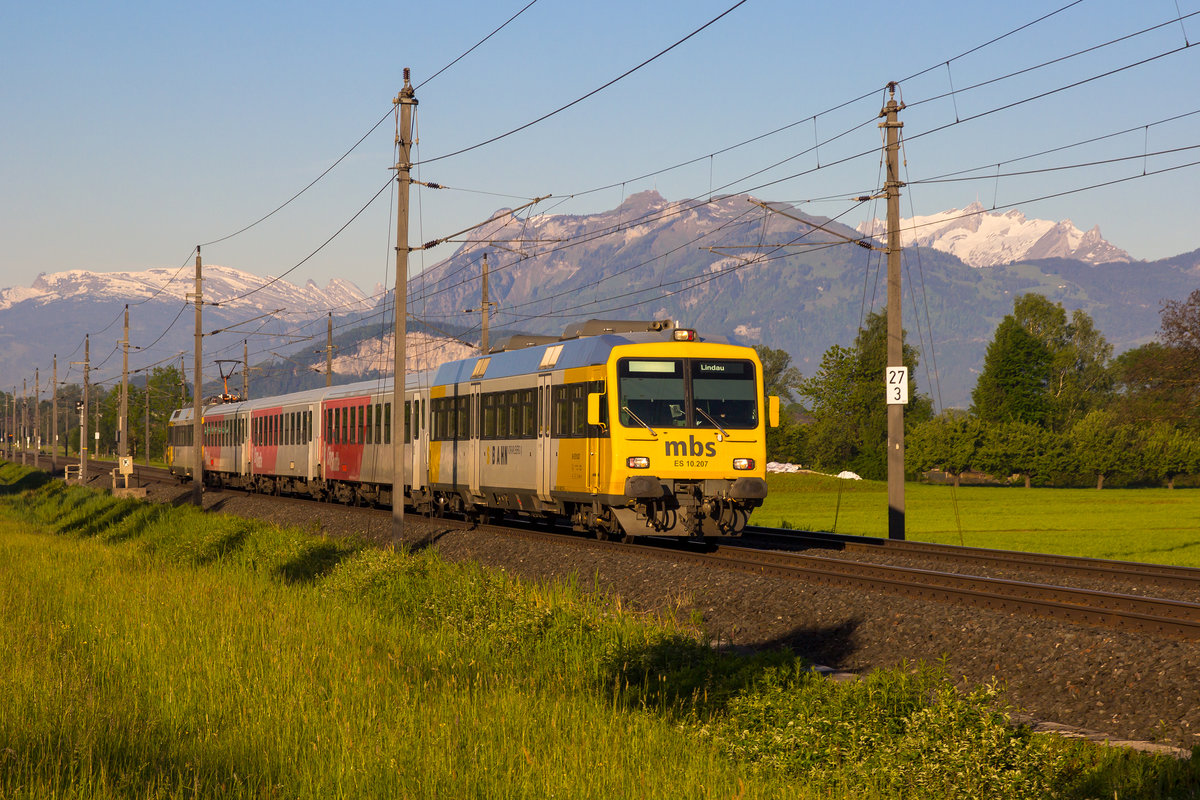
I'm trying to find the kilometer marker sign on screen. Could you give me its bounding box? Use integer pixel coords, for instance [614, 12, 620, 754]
[886, 367, 908, 405]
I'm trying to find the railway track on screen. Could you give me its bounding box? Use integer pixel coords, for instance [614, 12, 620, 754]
[18, 454, 1200, 641]
[473, 524, 1200, 641]
[738, 525, 1200, 592]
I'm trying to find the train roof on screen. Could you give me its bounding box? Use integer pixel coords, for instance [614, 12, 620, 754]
[169, 321, 744, 419]
[433, 327, 735, 385]
[172, 370, 436, 420]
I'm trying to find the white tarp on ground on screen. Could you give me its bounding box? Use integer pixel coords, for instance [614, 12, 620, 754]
[766, 463, 862, 480]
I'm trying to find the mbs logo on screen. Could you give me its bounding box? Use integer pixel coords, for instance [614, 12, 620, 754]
[664, 435, 717, 458]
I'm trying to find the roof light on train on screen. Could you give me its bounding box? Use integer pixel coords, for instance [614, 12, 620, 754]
[733, 458, 755, 471]
[627, 456, 650, 469]
[672, 329, 696, 341]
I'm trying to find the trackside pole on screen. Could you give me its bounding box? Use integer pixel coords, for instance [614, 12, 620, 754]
[392, 69, 416, 541]
[881, 82, 906, 540]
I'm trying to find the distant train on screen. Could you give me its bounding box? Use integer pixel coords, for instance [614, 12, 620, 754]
[167, 320, 779, 540]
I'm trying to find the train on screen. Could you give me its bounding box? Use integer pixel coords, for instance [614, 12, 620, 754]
[167, 319, 780, 540]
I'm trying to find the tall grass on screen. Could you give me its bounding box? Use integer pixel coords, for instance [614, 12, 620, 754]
[1, 461, 1197, 799]
[757, 472, 1200, 565]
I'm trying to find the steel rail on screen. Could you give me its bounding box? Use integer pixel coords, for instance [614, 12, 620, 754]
[740, 526, 1200, 591]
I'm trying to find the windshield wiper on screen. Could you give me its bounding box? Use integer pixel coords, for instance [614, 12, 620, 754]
[695, 406, 729, 437]
[621, 406, 657, 437]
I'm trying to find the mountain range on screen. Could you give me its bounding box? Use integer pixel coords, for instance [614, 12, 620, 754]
[2, 191, 1198, 408]
[855, 201, 1133, 267]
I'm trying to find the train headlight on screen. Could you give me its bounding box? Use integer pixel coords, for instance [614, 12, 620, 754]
[672, 329, 696, 341]
[627, 456, 650, 469]
[733, 458, 755, 470]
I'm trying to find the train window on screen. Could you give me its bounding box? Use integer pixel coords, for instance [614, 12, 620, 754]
[690, 360, 757, 429]
[552, 386, 570, 438]
[510, 392, 521, 437]
[374, 403, 382, 444]
[384, 402, 391, 444]
[571, 385, 588, 437]
[365, 404, 373, 444]
[617, 358, 687, 429]
[521, 389, 536, 439]
[404, 401, 411, 444]
[359, 404, 366, 444]
[342, 407, 349, 446]
[482, 393, 496, 439]
[496, 392, 509, 439]
[456, 395, 470, 440]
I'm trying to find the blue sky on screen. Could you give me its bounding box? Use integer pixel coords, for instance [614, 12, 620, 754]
[3, 0, 1199, 297]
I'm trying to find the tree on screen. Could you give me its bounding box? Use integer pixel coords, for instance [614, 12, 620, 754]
[1010, 294, 1113, 431]
[907, 411, 983, 487]
[1154, 289, 1200, 428]
[972, 317, 1050, 425]
[1161, 288, 1200, 356]
[799, 311, 931, 479]
[1110, 343, 1195, 429]
[1069, 409, 1138, 490]
[753, 345, 803, 404]
[1139, 422, 1200, 489]
[975, 420, 1057, 488]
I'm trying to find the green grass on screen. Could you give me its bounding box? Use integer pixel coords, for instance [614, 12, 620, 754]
[757, 472, 1200, 566]
[1, 461, 1198, 799]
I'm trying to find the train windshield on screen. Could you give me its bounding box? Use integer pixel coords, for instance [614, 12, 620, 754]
[617, 358, 758, 430]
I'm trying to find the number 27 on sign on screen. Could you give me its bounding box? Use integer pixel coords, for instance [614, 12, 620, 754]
[885, 367, 908, 405]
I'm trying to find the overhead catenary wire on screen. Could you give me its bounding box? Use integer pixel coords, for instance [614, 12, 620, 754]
[415, 0, 751, 165]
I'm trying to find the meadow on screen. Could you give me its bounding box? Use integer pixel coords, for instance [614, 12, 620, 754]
[1, 462, 1198, 799]
[756, 472, 1200, 567]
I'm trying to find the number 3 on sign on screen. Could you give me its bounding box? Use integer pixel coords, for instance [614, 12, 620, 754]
[886, 367, 909, 405]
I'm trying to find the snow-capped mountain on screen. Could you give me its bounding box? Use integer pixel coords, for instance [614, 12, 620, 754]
[856, 201, 1133, 267]
[319, 331, 476, 377]
[0, 264, 372, 313]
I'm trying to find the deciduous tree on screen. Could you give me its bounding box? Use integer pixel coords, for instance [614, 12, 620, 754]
[799, 311, 931, 479]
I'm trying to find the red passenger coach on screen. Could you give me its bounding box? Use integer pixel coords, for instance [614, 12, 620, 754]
[322, 394, 373, 482]
[250, 406, 284, 476]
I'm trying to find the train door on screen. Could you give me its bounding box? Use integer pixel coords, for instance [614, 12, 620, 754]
[409, 393, 427, 493]
[469, 382, 482, 498]
[536, 373, 553, 500]
[587, 387, 600, 494]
